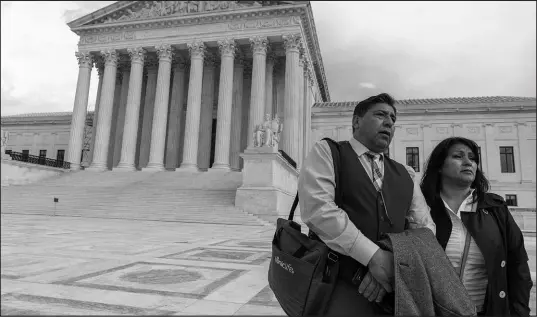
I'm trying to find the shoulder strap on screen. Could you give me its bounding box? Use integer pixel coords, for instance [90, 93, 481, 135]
[288, 138, 342, 221]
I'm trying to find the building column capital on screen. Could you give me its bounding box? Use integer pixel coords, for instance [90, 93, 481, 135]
[156, 44, 174, 62]
[218, 38, 237, 58]
[283, 34, 302, 53]
[100, 49, 119, 67]
[75, 51, 94, 69]
[127, 47, 147, 65]
[187, 40, 206, 60]
[249, 36, 269, 55]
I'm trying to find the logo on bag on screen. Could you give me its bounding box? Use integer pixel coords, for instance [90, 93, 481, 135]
[274, 256, 294, 274]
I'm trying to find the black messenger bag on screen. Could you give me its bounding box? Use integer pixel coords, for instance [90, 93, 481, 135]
[268, 195, 340, 316]
[268, 138, 347, 316]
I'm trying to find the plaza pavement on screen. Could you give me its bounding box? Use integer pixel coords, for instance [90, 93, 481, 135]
[1, 213, 535, 315]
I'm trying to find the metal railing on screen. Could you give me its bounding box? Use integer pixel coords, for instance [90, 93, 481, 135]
[5, 150, 71, 169]
[278, 150, 297, 169]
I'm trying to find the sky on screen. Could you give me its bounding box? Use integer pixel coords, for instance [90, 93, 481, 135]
[1, 1, 535, 116]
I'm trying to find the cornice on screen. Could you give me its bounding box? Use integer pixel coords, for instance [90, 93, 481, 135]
[312, 105, 537, 117]
[71, 5, 304, 34]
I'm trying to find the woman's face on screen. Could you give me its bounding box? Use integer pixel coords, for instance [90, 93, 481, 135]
[440, 143, 478, 187]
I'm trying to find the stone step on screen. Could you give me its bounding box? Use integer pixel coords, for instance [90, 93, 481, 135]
[0, 170, 272, 227]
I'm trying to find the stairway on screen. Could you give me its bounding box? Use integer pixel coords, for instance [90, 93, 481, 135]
[0, 170, 270, 227]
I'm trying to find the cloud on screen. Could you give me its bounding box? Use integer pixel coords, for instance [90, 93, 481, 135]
[1, 1, 114, 116]
[312, 1, 536, 101]
[359, 83, 376, 89]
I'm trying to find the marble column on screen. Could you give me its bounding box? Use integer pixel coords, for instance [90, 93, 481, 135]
[281, 34, 302, 163]
[297, 55, 305, 169]
[211, 39, 236, 170]
[87, 50, 118, 171]
[115, 48, 146, 171]
[302, 61, 312, 165]
[197, 55, 217, 171]
[246, 36, 268, 147]
[264, 53, 276, 117]
[88, 61, 104, 166]
[66, 52, 93, 170]
[107, 70, 123, 169]
[179, 41, 206, 171]
[145, 44, 174, 171]
[113, 66, 130, 167]
[229, 57, 245, 171]
[138, 58, 158, 168]
[165, 57, 188, 170]
[240, 63, 252, 169]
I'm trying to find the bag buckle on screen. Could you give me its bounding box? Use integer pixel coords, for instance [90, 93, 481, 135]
[328, 252, 339, 263]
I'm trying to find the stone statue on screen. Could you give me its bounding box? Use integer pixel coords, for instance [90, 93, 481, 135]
[252, 114, 283, 149]
[271, 116, 283, 147]
[262, 114, 274, 147]
[253, 124, 264, 147]
[1, 130, 10, 159]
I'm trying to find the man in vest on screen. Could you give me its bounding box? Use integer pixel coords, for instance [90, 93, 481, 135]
[298, 93, 436, 315]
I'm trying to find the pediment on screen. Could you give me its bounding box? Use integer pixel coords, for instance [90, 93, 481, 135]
[71, 1, 299, 28]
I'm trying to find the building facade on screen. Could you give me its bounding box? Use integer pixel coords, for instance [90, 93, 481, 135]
[312, 97, 537, 208]
[1, 1, 535, 208]
[63, 0, 325, 172]
[1, 112, 94, 166]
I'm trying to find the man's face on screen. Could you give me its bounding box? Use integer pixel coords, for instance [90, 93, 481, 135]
[352, 103, 396, 153]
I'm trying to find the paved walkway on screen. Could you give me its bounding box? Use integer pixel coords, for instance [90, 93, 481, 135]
[1, 214, 535, 315]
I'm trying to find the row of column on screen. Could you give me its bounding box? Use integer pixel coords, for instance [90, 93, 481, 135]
[67, 34, 312, 172]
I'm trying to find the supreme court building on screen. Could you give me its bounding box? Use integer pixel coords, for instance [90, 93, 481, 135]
[64, 0, 322, 173]
[2, 1, 535, 209]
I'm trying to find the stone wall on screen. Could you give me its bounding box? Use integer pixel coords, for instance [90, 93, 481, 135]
[1, 159, 66, 186]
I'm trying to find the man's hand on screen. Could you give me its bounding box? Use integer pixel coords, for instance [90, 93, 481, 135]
[367, 249, 394, 293]
[358, 272, 388, 303]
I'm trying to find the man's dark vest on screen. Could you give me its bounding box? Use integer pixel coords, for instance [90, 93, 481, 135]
[338, 141, 414, 241]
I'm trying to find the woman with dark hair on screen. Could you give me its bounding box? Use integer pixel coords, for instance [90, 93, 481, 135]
[420, 136, 533, 316]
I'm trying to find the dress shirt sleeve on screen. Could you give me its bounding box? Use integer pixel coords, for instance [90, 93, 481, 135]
[298, 140, 380, 266]
[403, 165, 436, 235]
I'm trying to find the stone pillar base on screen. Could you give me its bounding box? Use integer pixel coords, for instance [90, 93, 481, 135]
[112, 163, 137, 172]
[235, 146, 298, 224]
[208, 164, 231, 172]
[85, 163, 108, 172]
[142, 163, 165, 172]
[176, 164, 200, 172]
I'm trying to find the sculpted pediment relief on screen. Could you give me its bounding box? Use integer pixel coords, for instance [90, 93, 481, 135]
[85, 1, 292, 26]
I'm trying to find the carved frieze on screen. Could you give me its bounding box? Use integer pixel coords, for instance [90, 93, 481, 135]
[228, 16, 301, 31]
[91, 1, 265, 25]
[80, 32, 135, 45]
[436, 127, 448, 134]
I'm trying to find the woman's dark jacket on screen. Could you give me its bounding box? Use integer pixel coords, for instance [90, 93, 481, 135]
[430, 192, 533, 317]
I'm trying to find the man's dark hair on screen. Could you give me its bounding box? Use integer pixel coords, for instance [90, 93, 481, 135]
[352, 93, 397, 132]
[420, 137, 490, 207]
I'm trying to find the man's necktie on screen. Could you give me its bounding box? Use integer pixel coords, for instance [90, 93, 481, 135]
[365, 151, 383, 191]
